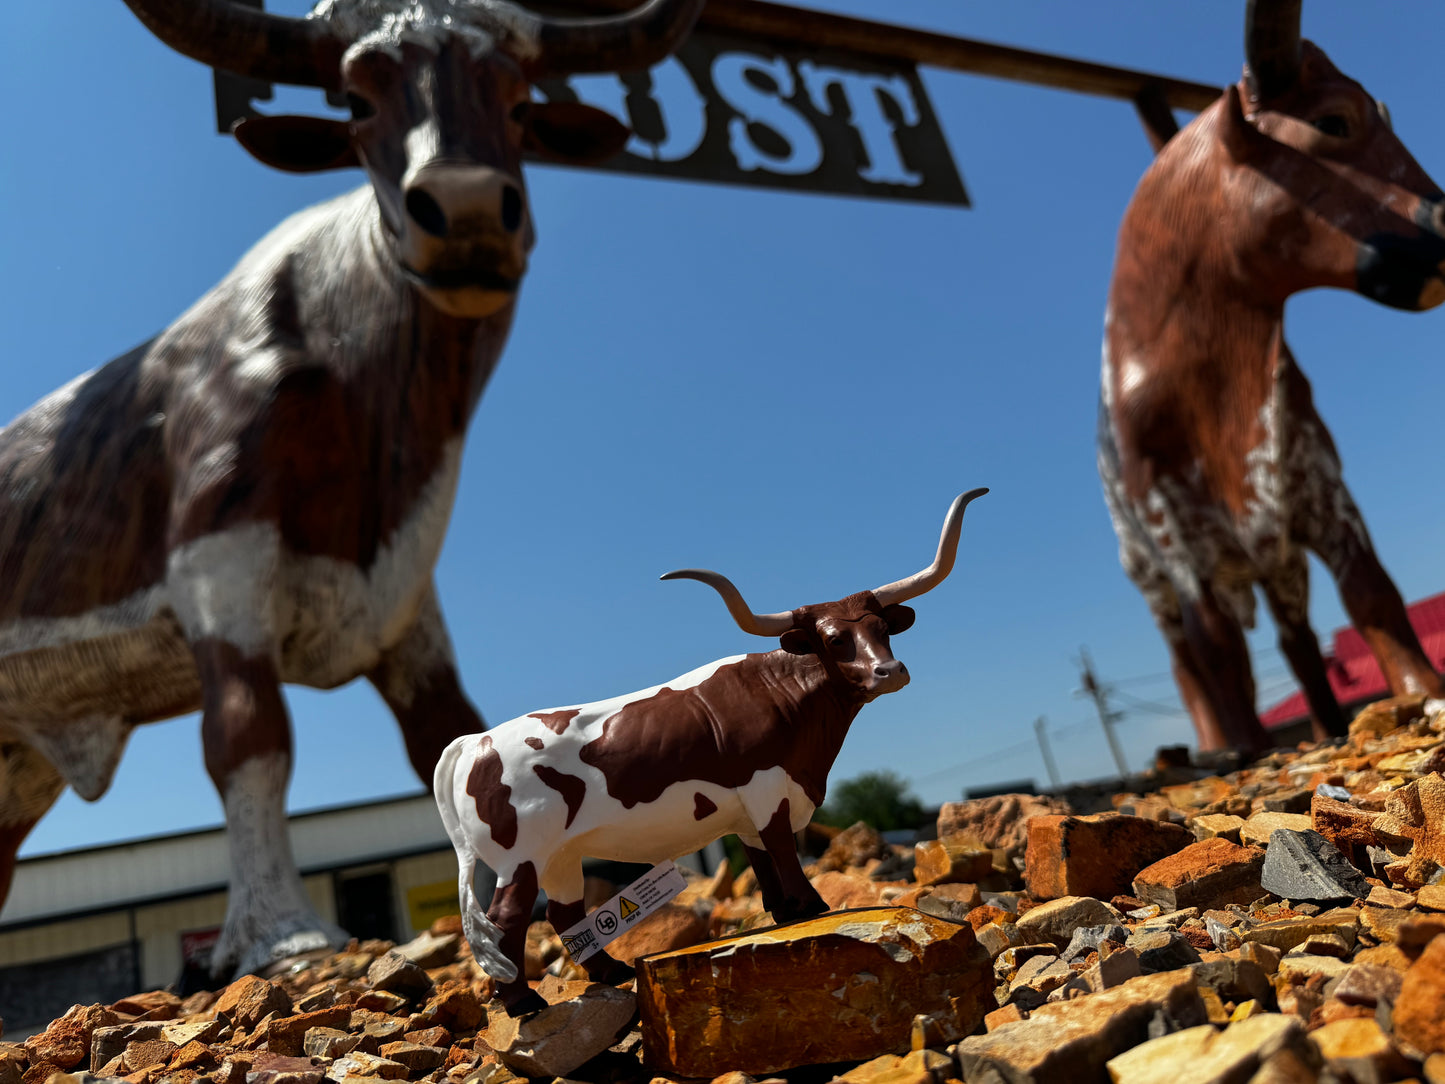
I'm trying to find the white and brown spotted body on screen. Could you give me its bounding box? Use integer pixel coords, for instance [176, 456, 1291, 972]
[435, 492, 985, 1014]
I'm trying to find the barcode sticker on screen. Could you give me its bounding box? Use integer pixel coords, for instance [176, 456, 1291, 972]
[558, 860, 689, 963]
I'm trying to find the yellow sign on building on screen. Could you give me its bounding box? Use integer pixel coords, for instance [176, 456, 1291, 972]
[406, 880, 460, 933]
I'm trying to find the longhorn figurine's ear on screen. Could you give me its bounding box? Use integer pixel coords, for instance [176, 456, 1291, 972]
[233, 115, 359, 173]
[881, 604, 916, 636]
[520, 101, 631, 165]
[1219, 84, 1265, 162]
[779, 629, 815, 656]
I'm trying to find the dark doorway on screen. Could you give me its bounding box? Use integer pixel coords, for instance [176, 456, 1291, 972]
[336, 869, 397, 942]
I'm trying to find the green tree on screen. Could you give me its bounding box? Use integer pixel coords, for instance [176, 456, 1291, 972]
[816, 770, 926, 832]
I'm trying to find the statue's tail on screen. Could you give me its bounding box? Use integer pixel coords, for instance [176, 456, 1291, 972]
[433, 737, 515, 983]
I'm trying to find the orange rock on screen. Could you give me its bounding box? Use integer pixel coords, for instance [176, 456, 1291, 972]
[1024, 814, 1191, 901]
[913, 836, 992, 887]
[23, 1004, 119, 1071]
[636, 908, 994, 1077]
[811, 870, 886, 910]
[1132, 838, 1265, 911]
[1395, 934, 1445, 1055]
[213, 976, 292, 1031]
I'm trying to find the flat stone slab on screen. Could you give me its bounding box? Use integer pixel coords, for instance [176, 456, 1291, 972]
[636, 907, 993, 1077]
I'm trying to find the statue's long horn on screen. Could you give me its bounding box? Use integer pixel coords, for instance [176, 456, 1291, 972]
[122, 0, 343, 90]
[525, 0, 703, 79]
[1244, 0, 1302, 102]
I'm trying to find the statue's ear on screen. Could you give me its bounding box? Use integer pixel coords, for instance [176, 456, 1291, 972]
[780, 629, 814, 656]
[881, 604, 916, 635]
[233, 115, 359, 173]
[1219, 83, 1266, 163]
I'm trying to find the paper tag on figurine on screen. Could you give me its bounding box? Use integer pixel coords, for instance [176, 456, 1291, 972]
[558, 860, 689, 963]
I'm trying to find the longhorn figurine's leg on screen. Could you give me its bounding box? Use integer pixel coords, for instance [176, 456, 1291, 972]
[743, 798, 826, 923]
[1262, 551, 1347, 741]
[194, 639, 347, 977]
[487, 861, 547, 1016]
[368, 587, 487, 782]
[546, 895, 634, 986]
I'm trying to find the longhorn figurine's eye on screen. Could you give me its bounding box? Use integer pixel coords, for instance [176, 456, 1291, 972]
[828, 634, 848, 649]
[1312, 114, 1351, 139]
[347, 93, 377, 121]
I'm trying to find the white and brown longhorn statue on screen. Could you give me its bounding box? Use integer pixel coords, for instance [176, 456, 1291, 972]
[435, 490, 986, 1014]
[0, 0, 702, 977]
[1099, 0, 1445, 753]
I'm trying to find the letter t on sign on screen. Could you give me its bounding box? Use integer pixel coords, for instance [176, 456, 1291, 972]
[798, 62, 924, 187]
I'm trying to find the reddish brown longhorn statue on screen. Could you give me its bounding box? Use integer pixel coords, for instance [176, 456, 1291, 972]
[1100, 0, 1445, 752]
[0, 0, 701, 979]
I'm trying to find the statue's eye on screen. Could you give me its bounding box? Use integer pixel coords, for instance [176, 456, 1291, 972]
[1312, 114, 1351, 139]
[828, 634, 848, 649]
[347, 93, 377, 121]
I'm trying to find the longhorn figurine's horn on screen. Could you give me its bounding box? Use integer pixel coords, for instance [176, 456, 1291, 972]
[525, 0, 704, 79]
[872, 489, 989, 607]
[660, 569, 794, 637]
[1244, 0, 1302, 102]
[122, 0, 344, 90]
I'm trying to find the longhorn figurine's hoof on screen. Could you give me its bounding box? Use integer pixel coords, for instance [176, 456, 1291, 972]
[501, 990, 549, 1018]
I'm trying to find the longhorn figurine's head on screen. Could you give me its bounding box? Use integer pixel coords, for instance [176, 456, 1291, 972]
[662, 489, 987, 702]
[122, 0, 702, 318]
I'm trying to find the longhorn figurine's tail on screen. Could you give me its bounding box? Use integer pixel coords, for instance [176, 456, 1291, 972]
[433, 738, 516, 984]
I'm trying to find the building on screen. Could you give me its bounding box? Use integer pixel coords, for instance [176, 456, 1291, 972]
[0, 791, 463, 1033]
[1260, 590, 1445, 735]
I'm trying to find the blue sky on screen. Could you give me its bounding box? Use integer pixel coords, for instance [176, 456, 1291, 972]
[5, 1, 1445, 858]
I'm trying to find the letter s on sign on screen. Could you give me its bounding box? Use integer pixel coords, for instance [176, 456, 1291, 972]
[711, 53, 822, 176]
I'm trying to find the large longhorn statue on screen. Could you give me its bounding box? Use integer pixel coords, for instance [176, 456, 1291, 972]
[436, 491, 987, 1014]
[0, 0, 701, 977]
[1099, 0, 1445, 752]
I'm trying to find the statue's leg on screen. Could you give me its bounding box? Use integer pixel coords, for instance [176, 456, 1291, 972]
[1308, 491, 1444, 701]
[193, 638, 347, 977]
[368, 586, 486, 782]
[1261, 550, 1347, 740]
[1177, 587, 1270, 753]
[0, 742, 63, 905]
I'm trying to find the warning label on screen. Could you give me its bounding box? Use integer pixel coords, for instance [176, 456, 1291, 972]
[558, 860, 688, 963]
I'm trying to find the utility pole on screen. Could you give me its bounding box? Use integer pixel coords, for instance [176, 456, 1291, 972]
[1077, 648, 1130, 780]
[1033, 716, 1062, 791]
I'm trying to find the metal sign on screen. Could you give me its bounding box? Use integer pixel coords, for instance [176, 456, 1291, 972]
[211, 3, 969, 206]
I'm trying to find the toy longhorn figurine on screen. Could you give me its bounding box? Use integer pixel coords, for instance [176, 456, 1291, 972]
[1099, 0, 1445, 752]
[435, 489, 987, 1014]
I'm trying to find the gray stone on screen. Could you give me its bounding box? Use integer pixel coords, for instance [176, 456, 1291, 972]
[1016, 896, 1123, 948]
[1204, 915, 1240, 952]
[395, 930, 460, 970]
[366, 950, 434, 999]
[1261, 829, 1369, 902]
[1126, 927, 1201, 973]
[1062, 924, 1130, 962]
[1316, 784, 1352, 802]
